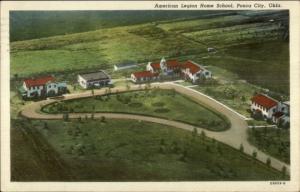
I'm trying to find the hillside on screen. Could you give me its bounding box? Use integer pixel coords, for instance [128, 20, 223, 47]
[10, 10, 289, 94]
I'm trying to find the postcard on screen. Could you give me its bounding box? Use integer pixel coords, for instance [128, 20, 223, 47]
[1, 1, 299, 191]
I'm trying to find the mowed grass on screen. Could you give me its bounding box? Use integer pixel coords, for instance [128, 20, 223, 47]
[248, 128, 290, 164]
[26, 118, 287, 181]
[193, 66, 261, 117]
[42, 89, 229, 131]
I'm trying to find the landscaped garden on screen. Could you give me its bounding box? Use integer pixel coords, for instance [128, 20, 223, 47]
[247, 127, 290, 164]
[42, 89, 230, 131]
[12, 118, 288, 181]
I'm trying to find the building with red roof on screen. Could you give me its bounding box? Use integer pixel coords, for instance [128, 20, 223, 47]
[181, 60, 212, 83]
[147, 58, 181, 73]
[131, 58, 211, 83]
[131, 71, 159, 83]
[250, 93, 290, 126]
[250, 93, 279, 119]
[21, 75, 67, 99]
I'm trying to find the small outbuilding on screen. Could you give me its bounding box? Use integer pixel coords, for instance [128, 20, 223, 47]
[114, 62, 137, 71]
[78, 70, 111, 89]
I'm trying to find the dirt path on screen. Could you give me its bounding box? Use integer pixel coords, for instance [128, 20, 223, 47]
[21, 82, 290, 174]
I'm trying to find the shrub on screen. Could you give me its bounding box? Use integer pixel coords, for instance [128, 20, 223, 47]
[128, 102, 143, 108]
[101, 116, 106, 123]
[266, 157, 271, 167]
[239, 144, 244, 153]
[151, 102, 165, 107]
[154, 108, 170, 113]
[63, 113, 69, 121]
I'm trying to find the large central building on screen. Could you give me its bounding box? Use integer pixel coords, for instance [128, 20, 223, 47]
[131, 58, 211, 83]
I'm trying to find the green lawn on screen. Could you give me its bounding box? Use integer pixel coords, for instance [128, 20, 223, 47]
[13, 118, 287, 181]
[248, 128, 290, 164]
[192, 66, 261, 117]
[42, 89, 229, 131]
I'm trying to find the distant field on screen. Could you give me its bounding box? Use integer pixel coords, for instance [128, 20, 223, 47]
[10, 10, 289, 94]
[11, 118, 287, 181]
[42, 89, 230, 131]
[10, 10, 236, 42]
[200, 41, 289, 94]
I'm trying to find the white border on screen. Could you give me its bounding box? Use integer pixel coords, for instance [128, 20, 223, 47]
[1, 1, 300, 192]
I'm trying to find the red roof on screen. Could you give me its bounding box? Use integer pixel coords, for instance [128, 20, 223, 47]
[182, 60, 201, 74]
[24, 76, 55, 87]
[132, 71, 159, 78]
[150, 59, 181, 70]
[251, 94, 278, 109]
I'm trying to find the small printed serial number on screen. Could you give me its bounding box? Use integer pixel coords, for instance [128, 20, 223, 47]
[270, 181, 286, 185]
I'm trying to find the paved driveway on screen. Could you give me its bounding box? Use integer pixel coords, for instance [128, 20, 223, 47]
[21, 82, 290, 174]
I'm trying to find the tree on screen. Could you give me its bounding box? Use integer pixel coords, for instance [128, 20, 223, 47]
[241, 95, 246, 103]
[43, 122, 48, 129]
[63, 113, 69, 121]
[252, 150, 257, 159]
[91, 89, 94, 96]
[239, 143, 244, 153]
[126, 84, 131, 91]
[101, 116, 106, 123]
[200, 130, 206, 139]
[160, 138, 165, 145]
[91, 113, 94, 120]
[266, 157, 271, 167]
[192, 127, 198, 138]
[281, 166, 287, 176]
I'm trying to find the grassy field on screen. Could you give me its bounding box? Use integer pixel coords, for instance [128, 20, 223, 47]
[42, 89, 230, 131]
[11, 10, 234, 42]
[11, 118, 287, 181]
[248, 128, 290, 164]
[11, 119, 73, 181]
[192, 66, 262, 117]
[198, 41, 289, 95]
[10, 11, 289, 96]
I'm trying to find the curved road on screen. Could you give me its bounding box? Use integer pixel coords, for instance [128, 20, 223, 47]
[21, 82, 290, 174]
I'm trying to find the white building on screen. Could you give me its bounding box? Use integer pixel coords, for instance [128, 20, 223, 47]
[181, 60, 212, 83]
[78, 70, 112, 89]
[114, 63, 137, 71]
[20, 76, 67, 98]
[251, 93, 278, 119]
[251, 94, 290, 126]
[131, 71, 159, 83]
[132, 58, 212, 84]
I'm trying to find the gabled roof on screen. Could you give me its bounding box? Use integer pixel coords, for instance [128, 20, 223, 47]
[79, 71, 110, 82]
[150, 59, 181, 70]
[251, 94, 278, 109]
[182, 60, 202, 74]
[24, 76, 55, 87]
[132, 71, 159, 78]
